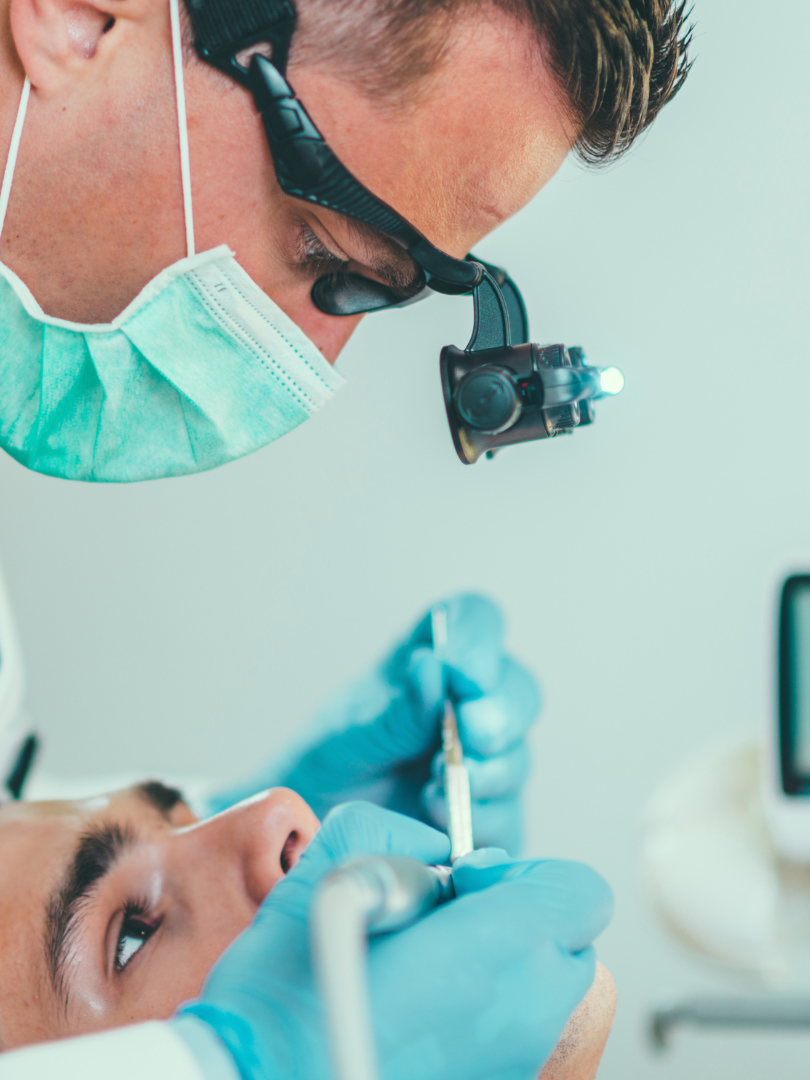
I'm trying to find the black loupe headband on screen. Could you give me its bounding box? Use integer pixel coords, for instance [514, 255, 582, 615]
[184, 0, 529, 337]
[186, 0, 623, 463]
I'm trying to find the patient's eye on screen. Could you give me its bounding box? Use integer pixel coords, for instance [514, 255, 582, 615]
[115, 901, 160, 972]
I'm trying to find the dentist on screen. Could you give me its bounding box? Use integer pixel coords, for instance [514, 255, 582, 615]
[0, 0, 691, 482]
[0, 0, 690, 1075]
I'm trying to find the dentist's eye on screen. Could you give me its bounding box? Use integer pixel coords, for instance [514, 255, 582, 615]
[115, 901, 160, 972]
[295, 223, 349, 278]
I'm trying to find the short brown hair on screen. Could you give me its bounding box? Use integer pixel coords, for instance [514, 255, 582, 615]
[523, 0, 693, 163]
[293, 0, 693, 165]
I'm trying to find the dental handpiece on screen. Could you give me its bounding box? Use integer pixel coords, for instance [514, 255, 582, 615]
[430, 605, 474, 861]
[312, 857, 455, 1080]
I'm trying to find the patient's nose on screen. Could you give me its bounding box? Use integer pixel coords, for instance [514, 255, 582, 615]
[188, 788, 319, 907]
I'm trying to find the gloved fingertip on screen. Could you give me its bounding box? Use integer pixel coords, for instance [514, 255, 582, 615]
[455, 698, 513, 757]
[455, 663, 541, 755]
[464, 746, 531, 799]
[404, 648, 444, 713]
[446, 594, 504, 646]
[447, 659, 501, 699]
[512, 860, 615, 947]
[451, 852, 535, 896]
[317, 801, 451, 865]
[441, 596, 505, 695]
[453, 847, 511, 870]
[421, 781, 447, 829]
[469, 797, 523, 855]
[429, 748, 444, 782]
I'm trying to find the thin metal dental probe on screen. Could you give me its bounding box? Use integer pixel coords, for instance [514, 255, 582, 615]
[312, 610, 468, 1080]
[430, 604, 474, 861]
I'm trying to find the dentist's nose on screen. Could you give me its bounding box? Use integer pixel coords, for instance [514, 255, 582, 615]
[193, 788, 319, 907]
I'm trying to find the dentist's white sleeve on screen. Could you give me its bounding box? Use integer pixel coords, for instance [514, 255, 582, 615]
[0, 1019, 239, 1080]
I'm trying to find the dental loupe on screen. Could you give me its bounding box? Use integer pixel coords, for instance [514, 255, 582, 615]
[189, 0, 624, 464]
[438, 271, 625, 463]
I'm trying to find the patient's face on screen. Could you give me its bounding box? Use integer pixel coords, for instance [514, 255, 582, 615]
[0, 783, 318, 1049]
[0, 785, 616, 1078]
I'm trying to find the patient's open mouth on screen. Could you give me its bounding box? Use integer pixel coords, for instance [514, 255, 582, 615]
[280, 831, 299, 874]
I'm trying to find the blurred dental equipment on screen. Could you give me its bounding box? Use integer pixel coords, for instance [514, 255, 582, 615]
[0, 563, 37, 802]
[431, 605, 474, 860]
[642, 570, 810, 1048]
[651, 994, 810, 1050]
[764, 573, 810, 858]
[642, 571, 810, 977]
[642, 739, 784, 975]
[312, 856, 454, 1080]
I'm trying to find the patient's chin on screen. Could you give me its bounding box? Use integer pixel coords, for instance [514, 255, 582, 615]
[538, 962, 616, 1080]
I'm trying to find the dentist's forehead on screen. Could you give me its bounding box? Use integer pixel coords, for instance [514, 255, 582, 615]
[289, 25, 573, 256]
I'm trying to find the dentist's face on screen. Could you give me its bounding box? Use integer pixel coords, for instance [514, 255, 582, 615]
[0, 783, 318, 1049]
[0, 2, 574, 360]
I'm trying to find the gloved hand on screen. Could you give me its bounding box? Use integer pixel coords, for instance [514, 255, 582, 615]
[179, 802, 613, 1080]
[207, 594, 539, 853]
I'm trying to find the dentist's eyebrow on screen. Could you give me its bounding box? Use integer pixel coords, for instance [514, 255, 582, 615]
[44, 822, 136, 1013]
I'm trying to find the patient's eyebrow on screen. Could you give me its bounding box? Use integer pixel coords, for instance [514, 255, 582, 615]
[44, 822, 136, 1012]
[134, 780, 186, 820]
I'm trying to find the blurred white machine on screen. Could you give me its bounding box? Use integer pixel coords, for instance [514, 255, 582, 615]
[643, 570, 810, 1048]
[763, 574, 810, 859]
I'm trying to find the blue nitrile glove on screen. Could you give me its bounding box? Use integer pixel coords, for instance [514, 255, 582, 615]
[177, 802, 613, 1080]
[207, 594, 539, 853]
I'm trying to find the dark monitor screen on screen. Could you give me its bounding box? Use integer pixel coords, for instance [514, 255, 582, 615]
[780, 575, 810, 794]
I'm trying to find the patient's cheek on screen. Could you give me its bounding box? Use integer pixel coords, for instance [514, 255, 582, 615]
[538, 962, 616, 1080]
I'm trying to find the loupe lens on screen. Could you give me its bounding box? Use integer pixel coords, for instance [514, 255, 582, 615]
[455, 367, 522, 433]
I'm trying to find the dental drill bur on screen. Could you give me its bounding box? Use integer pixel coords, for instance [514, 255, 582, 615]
[430, 605, 474, 861]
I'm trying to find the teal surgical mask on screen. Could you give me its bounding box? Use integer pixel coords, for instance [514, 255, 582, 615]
[0, 0, 344, 483]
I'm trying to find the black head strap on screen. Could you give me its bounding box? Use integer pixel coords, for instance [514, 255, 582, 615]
[184, 0, 529, 334]
[187, 0, 296, 82]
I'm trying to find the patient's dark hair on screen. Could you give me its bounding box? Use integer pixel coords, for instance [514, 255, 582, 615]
[293, 0, 693, 164]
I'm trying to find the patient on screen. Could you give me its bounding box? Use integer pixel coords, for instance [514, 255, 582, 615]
[0, 782, 615, 1077]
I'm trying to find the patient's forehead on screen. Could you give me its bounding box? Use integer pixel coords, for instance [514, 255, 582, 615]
[0, 789, 160, 910]
[0, 795, 114, 1045]
[0, 792, 114, 823]
[0, 791, 122, 893]
[0, 785, 192, 882]
[0, 791, 133, 908]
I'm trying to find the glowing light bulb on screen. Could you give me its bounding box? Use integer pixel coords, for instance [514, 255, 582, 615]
[599, 367, 625, 396]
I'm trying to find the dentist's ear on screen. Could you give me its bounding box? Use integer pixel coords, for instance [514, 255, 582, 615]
[9, 0, 122, 89]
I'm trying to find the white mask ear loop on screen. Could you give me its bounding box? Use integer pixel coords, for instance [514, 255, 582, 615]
[0, 78, 31, 243]
[1, 28, 193, 253]
[168, 0, 195, 257]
